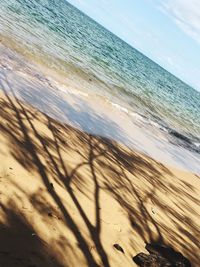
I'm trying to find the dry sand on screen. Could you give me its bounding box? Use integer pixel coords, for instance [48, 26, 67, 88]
[0, 89, 200, 267]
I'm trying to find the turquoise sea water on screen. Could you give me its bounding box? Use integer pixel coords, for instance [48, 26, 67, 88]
[0, 0, 200, 151]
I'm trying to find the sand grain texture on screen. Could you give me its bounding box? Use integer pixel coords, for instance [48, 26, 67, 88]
[0, 90, 199, 267]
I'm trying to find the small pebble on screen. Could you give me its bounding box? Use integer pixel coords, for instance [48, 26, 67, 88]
[50, 183, 54, 189]
[151, 207, 155, 214]
[113, 244, 124, 253]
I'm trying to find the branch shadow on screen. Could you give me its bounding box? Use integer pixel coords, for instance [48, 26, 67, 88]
[0, 200, 66, 267]
[0, 73, 199, 266]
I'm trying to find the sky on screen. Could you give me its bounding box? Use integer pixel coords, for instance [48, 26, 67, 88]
[67, 0, 200, 92]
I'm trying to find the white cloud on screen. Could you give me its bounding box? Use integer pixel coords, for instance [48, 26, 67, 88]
[160, 0, 200, 43]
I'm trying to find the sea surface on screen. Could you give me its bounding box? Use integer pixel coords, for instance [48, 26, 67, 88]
[0, 0, 200, 159]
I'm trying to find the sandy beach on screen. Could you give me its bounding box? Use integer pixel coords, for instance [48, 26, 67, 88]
[1, 0, 200, 265]
[0, 85, 200, 266]
[0, 0, 200, 267]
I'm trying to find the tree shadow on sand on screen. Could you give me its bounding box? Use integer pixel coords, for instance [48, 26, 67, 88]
[0, 75, 199, 266]
[0, 201, 65, 267]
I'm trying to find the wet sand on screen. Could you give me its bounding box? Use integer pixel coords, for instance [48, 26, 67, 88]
[0, 89, 200, 267]
[0, 43, 200, 174]
[0, 42, 200, 266]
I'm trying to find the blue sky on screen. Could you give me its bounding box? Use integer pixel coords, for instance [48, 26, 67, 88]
[67, 0, 200, 92]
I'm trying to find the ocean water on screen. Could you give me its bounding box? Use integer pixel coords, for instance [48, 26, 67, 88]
[0, 0, 200, 153]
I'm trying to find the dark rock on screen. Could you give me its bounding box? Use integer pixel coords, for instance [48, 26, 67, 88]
[113, 244, 124, 253]
[133, 252, 170, 266]
[133, 243, 191, 267]
[169, 130, 192, 144]
[50, 183, 54, 189]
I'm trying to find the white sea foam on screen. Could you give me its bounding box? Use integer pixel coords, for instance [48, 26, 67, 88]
[130, 112, 146, 122]
[194, 142, 200, 148]
[107, 100, 149, 124]
[148, 120, 168, 132]
[63, 86, 89, 97]
[47, 78, 88, 97]
[109, 102, 129, 113]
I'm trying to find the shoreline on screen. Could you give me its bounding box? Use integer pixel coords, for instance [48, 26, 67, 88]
[0, 89, 199, 266]
[1, 2, 200, 265]
[0, 42, 200, 174]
